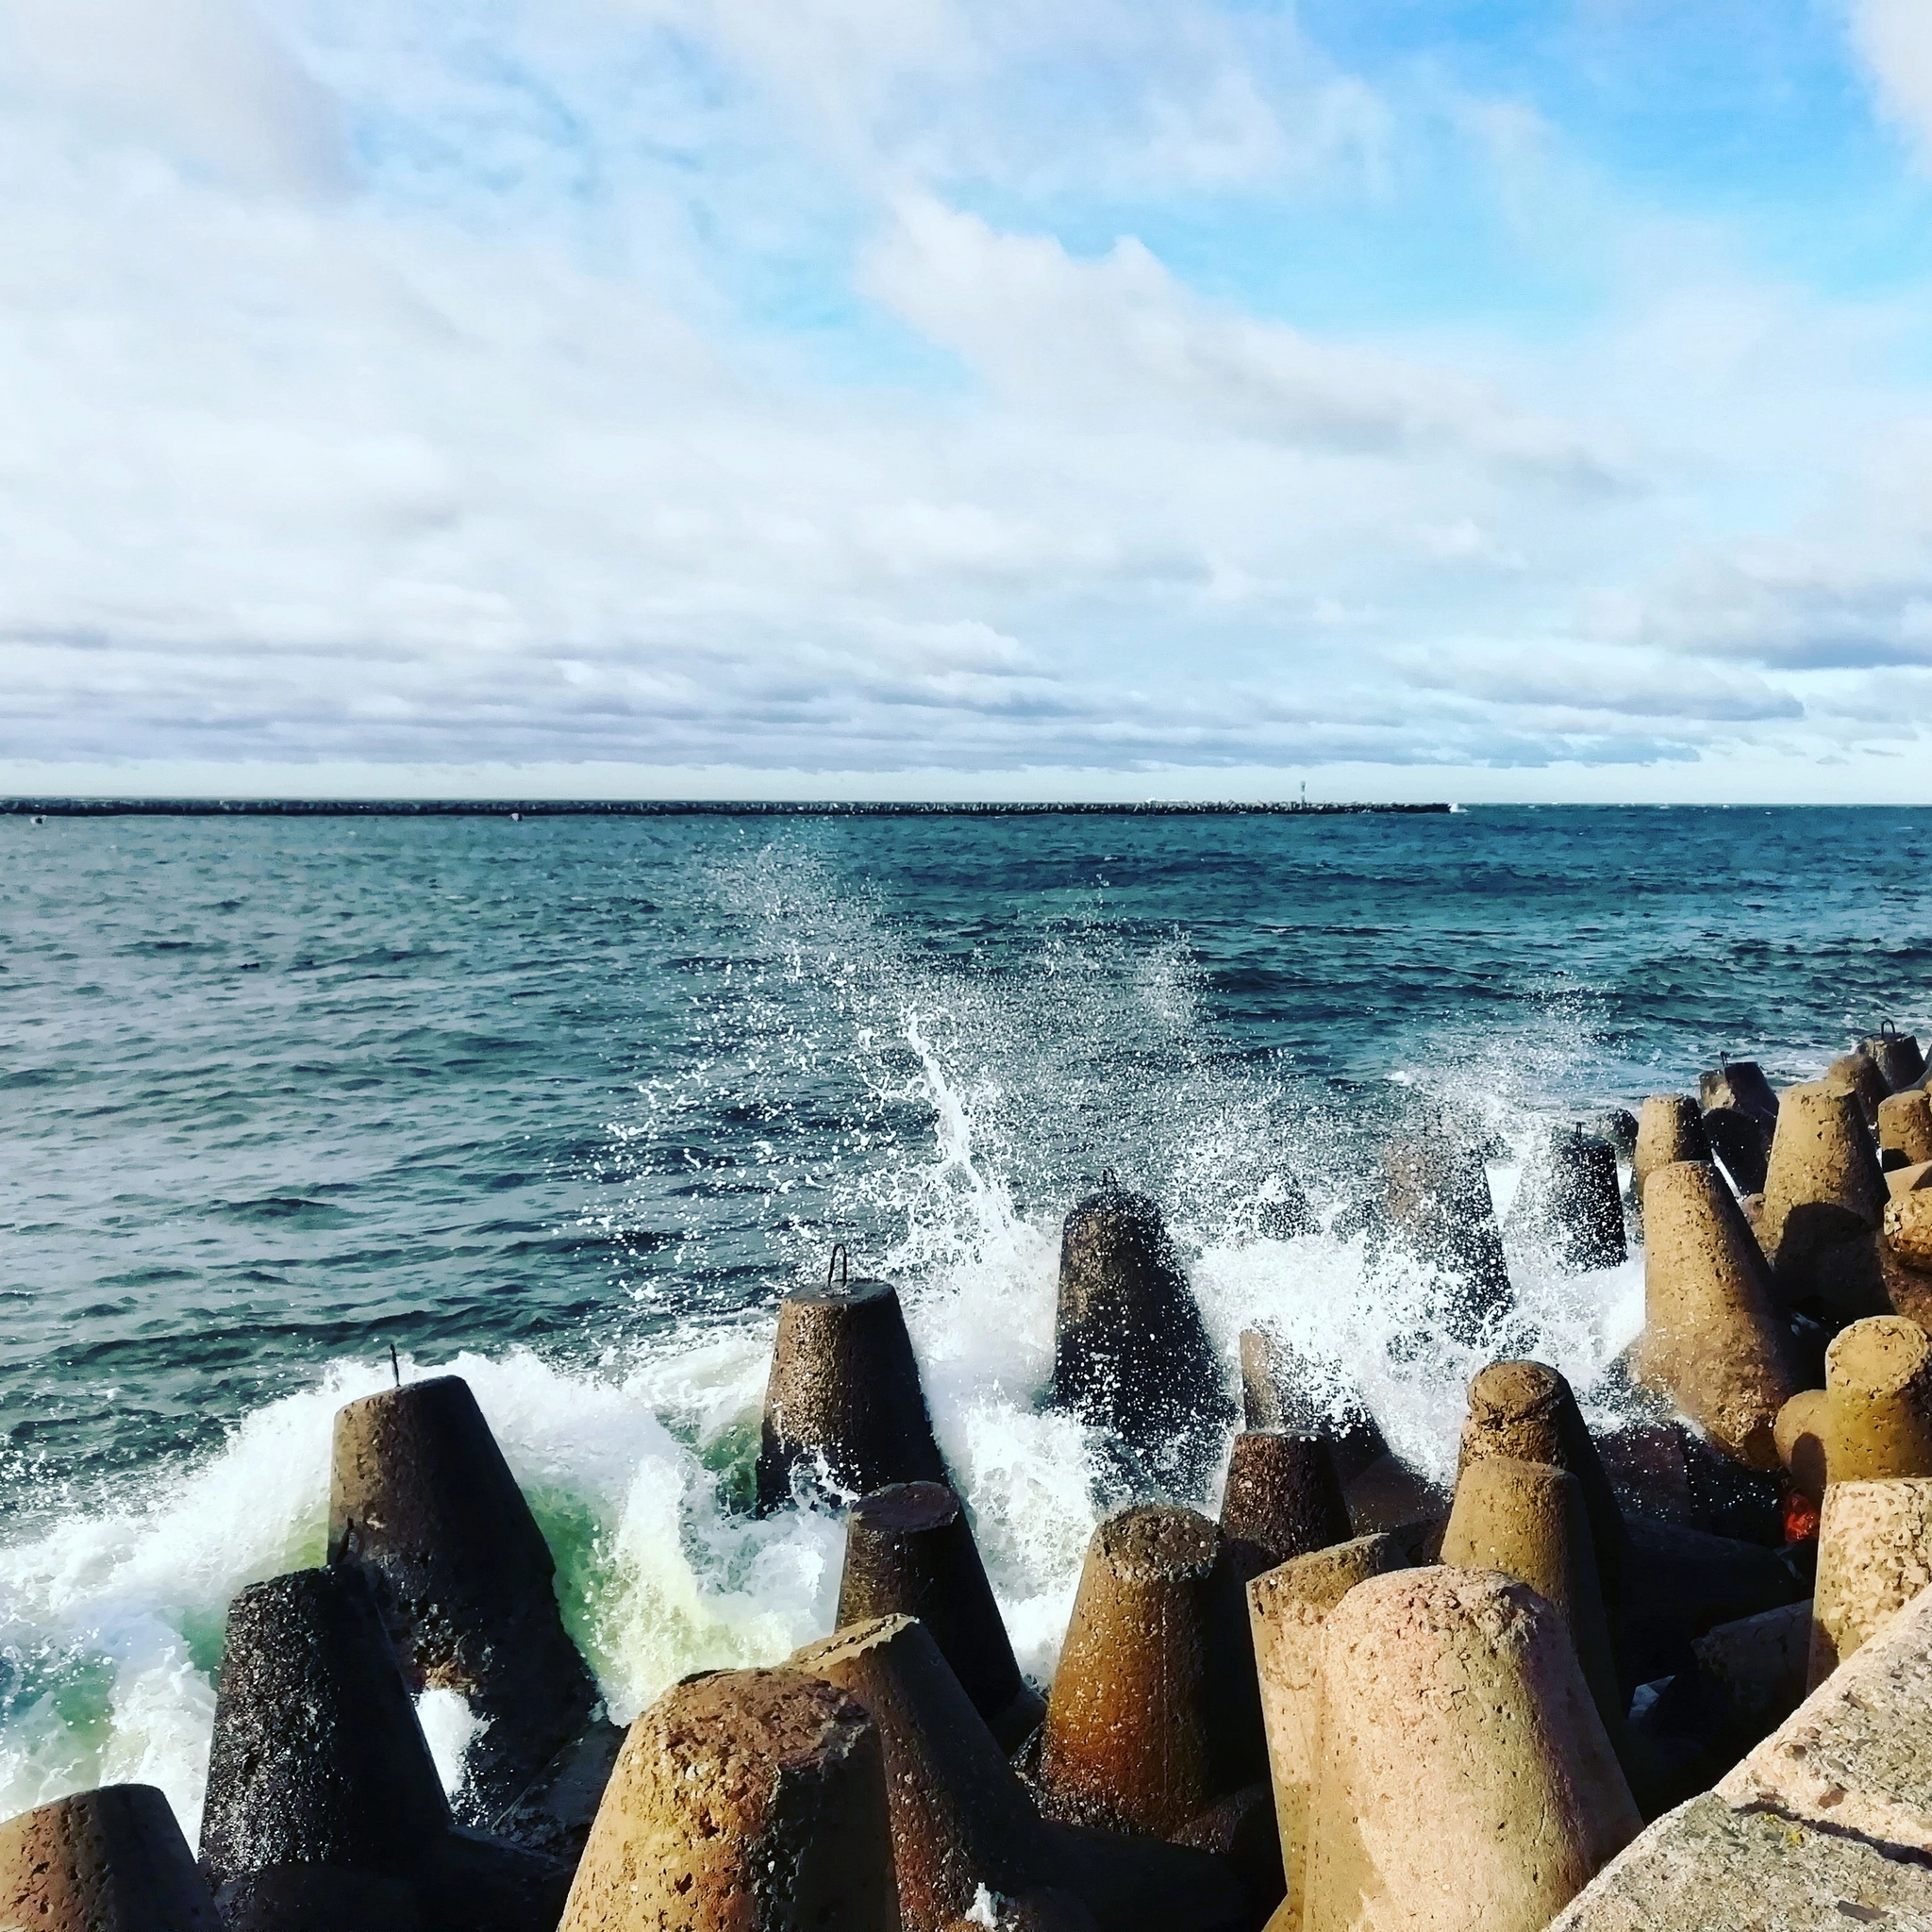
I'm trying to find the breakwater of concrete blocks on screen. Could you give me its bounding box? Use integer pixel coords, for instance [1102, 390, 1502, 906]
[10, 1028, 1932, 1928]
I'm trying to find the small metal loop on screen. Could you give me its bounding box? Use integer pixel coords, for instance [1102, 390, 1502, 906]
[1101, 1166, 1120, 1189]
[1883, 1017, 1900, 1040]
[826, 1242, 850, 1287]
[388, 1341, 400, 1389]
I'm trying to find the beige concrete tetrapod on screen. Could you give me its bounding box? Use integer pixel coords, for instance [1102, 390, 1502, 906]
[1302, 1567, 1641, 1932]
[1879, 1091, 1932, 1169]
[1246, 1535, 1407, 1919]
[788, 1615, 1047, 1932]
[558, 1668, 899, 1932]
[0, 1786, 222, 1932]
[1219, 1431, 1351, 1574]
[1823, 1315, 1932, 1486]
[1759, 1080, 1889, 1307]
[1439, 1457, 1621, 1735]
[1036, 1505, 1265, 1840]
[1807, 1476, 1932, 1688]
[1637, 1160, 1799, 1470]
[1825, 1049, 1890, 1124]
[1890, 1189, 1932, 1273]
[1457, 1359, 1623, 1612]
[1632, 1096, 1707, 1201]
[1774, 1387, 1831, 1503]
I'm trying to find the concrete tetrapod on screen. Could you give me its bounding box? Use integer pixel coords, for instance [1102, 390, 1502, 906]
[1774, 1387, 1832, 1503]
[788, 1616, 1048, 1932]
[1247, 1534, 1407, 1918]
[1826, 1048, 1890, 1124]
[1439, 1457, 1622, 1735]
[560, 1669, 898, 1932]
[0, 1786, 222, 1932]
[199, 1566, 453, 1885]
[838, 1481, 1043, 1752]
[1301, 1567, 1641, 1932]
[1457, 1358, 1624, 1615]
[1864, 1029, 1928, 1092]
[1504, 1128, 1625, 1272]
[1380, 1135, 1511, 1342]
[1699, 1061, 1780, 1128]
[1632, 1097, 1707, 1203]
[1760, 1081, 1889, 1309]
[1807, 1475, 1932, 1686]
[1037, 1506, 1268, 1840]
[1236, 1331, 1441, 1538]
[757, 1271, 946, 1512]
[327, 1375, 609, 1838]
[1635, 1160, 1798, 1471]
[1218, 1431, 1351, 1576]
[1051, 1185, 1228, 1483]
[198, 1567, 568, 1932]
[1880, 1089, 1932, 1169]
[1820, 1314, 1932, 1486]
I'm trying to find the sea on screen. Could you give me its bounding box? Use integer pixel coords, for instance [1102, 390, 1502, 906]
[2, 803, 1928, 1832]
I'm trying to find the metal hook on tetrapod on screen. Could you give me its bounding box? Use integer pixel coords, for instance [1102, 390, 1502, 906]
[826, 1242, 851, 1288]
[388, 1341, 400, 1389]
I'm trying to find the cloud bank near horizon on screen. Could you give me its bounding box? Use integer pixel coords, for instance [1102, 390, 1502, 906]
[6, 0, 1932, 791]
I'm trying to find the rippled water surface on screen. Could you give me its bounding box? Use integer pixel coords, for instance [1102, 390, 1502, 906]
[2, 805, 1928, 1828]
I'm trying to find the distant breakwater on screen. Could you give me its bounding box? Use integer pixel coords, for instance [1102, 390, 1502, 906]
[0, 797, 1452, 818]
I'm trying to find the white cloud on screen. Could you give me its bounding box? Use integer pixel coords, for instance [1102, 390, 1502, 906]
[1851, 0, 1932, 161]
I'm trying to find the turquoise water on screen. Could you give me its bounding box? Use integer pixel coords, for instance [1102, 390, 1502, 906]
[1, 805, 1928, 1829]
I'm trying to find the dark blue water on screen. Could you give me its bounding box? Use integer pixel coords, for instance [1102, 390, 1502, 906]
[0, 804, 1926, 1827]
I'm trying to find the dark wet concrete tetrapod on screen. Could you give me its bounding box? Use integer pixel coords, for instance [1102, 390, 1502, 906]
[838, 1480, 1044, 1751]
[757, 1271, 947, 1511]
[1380, 1135, 1512, 1341]
[1864, 1030, 1927, 1092]
[1506, 1128, 1625, 1272]
[328, 1375, 609, 1839]
[0, 1786, 222, 1932]
[199, 1567, 452, 1885]
[199, 1567, 568, 1932]
[1218, 1431, 1351, 1576]
[559, 1670, 899, 1932]
[1051, 1185, 1229, 1473]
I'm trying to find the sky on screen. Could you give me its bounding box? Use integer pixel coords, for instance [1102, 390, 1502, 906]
[6, 1, 1932, 800]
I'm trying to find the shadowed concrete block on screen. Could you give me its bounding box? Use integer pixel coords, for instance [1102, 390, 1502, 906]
[1724, 1570, 1932, 1854]
[1826, 1049, 1890, 1124]
[1699, 1062, 1779, 1126]
[1038, 1506, 1265, 1841]
[1218, 1432, 1351, 1576]
[1697, 1085, 1774, 1193]
[1762, 1082, 1889, 1308]
[1618, 1518, 1804, 1689]
[1581, 1108, 1640, 1158]
[838, 1481, 1041, 1752]
[757, 1275, 947, 1511]
[1690, 1600, 1811, 1732]
[1301, 1567, 1641, 1932]
[1506, 1128, 1626, 1272]
[1864, 1031, 1928, 1093]
[1636, 1161, 1798, 1471]
[0, 1786, 221, 1932]
[199, 1567, 451, 1885]
[1632, 1097, 1707, 1203]
[790, 1615, 1047, 1932]
[1774, 1387, 1830, 1503]
[327, 1375, 606, 1833]
[1380, 1135, 1512, 1341]
[213, 1865, 422, 1932]
[1458, 1358, 1623, 1613]
[1880, 1090, 1932, 1169]
[558, 1669, 899, 1932]
[1808, 1476, 1932, 1686]
[1238, 1331, 1383, 1480]
[1441, 1457, 1622, 1734]
[1247, 1534, 1407, 1917]
[1542, 1790, 1932, 1930]
[1051, 1187, 1229, 1476]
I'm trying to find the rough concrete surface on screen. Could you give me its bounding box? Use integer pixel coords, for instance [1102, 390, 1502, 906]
[1808, 1478, 1932, 1685]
